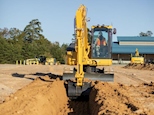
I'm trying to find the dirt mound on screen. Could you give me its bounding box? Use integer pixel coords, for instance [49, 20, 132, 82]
[0, 76, 68, 115]
[0, 75, 154, 115]
[124, 63, 154, 70]
[89, 81, 154, 115]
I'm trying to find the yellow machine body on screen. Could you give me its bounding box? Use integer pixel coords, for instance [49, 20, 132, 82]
[63, 4, 116, 99]
[131, 57, 144, 64]
[131, 48, 144, 64]
[45, 58, 56, 65]
[66, 50, 112, 66]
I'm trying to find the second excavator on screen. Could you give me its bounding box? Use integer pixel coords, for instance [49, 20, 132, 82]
[63, 4, 116, 99]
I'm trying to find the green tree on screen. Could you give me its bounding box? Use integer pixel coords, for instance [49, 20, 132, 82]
[34, 36, 52, 57]
[60, 43, 68, 64]
[146, 31, 153, 36]
[50, 42, 62, 62]
[139, 31, 153, 37]
[24, 19, 43, 42]
[0, 37, 13, 63]
[0, 19, 69, 64]
[0, 28, 9, 38]
[49, 42, 68, 64]
[9, 28, 22, 39]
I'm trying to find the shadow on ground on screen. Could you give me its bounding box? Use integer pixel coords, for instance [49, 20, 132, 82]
[67, 99, 90, 115]
[12, 72, 62, 81]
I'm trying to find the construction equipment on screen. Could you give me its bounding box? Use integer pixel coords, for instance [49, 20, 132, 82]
[131, 48, 144, 64]
[63, 4, 116, 99]
[26, 56, 56, 65]
[26, 58, 39, 65]
[45, 58, 56, 65]
[38, 56, 56, 65]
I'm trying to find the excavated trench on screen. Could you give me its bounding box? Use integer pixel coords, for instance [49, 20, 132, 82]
[0, 76, 154, 115]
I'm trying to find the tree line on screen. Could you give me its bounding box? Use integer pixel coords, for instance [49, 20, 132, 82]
[0, 19, 153, 64]
[139, 31, 153, 37]
[0, 19, 68, 64]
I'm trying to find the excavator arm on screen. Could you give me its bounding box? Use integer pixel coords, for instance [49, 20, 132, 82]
[74, 4, 88, 86]
[63, 5, 93, 99]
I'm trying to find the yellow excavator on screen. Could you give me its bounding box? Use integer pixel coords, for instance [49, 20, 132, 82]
[63, 4, 116, 99]
[131, 48, 144, 64]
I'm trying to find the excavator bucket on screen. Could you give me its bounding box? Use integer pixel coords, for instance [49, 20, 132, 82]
[66, 80, 92, 100]
[63, 73, 114, 99]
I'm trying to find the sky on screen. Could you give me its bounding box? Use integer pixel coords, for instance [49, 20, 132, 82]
[0, 0, 154, 44]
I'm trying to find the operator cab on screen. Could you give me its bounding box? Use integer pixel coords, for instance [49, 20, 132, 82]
[91, 25, 116, 59]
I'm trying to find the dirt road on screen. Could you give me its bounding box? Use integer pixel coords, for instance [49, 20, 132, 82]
[0, 64, 154, 115]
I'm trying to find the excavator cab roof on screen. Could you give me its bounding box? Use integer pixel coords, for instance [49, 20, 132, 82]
[91, 25, 113, 29]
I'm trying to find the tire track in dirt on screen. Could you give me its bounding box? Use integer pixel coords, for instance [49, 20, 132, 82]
[114, 70, 146, 85]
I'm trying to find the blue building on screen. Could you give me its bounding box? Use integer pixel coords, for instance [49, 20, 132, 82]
[112, 36, 154, 63]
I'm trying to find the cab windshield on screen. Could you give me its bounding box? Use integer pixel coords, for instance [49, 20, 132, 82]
[92, 30, 109, 58]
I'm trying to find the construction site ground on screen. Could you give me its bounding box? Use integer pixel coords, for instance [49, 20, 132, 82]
[0, 64, 154, 115]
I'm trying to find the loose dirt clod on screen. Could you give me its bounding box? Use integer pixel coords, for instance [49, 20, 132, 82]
[124, 63, 154, 70]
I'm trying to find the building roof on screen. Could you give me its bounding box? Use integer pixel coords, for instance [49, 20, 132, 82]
[117, 36, 154, 42]
[112, 42, 154, 54]
[112, 36, 154, 54]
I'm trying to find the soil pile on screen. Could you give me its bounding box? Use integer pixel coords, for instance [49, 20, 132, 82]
[0, 76, 68, 115]
[124, 63, 154, 70]
[0, 75, 154, 115]
[89, 81, 154, 115]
